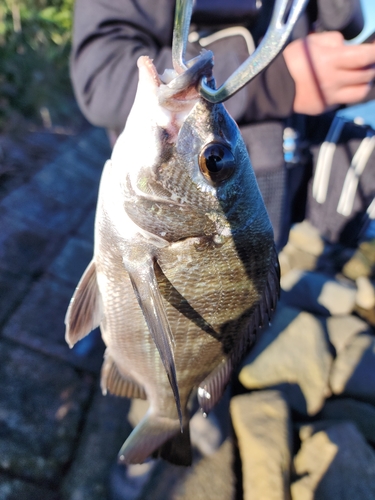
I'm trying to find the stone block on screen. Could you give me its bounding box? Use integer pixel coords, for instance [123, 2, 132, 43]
[48, 236, 93, 287]
[0, 339, 93, 485]
[230, 391, 292, 500]
[0, 182, 84, 233]
[136, 439, 235, 500]
[281, 270, 356, 316]
[291, 422, 375, 499]
[0, 212, 59, 276]
[326, 315, 369, 353]
[61, 389, 132, 500]
[319, 398, 375, 444]
[2, 274, 104, 373]
[0, 270, 31, 326]
[330, 334, 375, 405]
[288, 221, 324, 257]
[239, 306, 332, 415]
[76, 210, 95, 243]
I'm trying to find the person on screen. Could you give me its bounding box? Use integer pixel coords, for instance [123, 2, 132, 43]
[69, 3, 375, 497]
[69, 0, 375, 249]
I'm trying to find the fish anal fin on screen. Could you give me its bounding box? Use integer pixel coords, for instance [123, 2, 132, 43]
[101, 351, 146, 400]
[118, 412, 185, 465]
[198, 358, 233, 415]
[65, 260, 103, 348]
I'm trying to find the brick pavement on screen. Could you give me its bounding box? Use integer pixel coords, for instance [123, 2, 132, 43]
[0, 128, 132, 499]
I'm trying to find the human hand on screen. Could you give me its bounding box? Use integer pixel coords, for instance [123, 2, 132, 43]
[283, 31, 375, 115]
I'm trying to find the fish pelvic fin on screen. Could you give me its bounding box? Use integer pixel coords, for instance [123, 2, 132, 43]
[118, 412, 191, 466]
[124, 255, 182, 429]
[101, 350, 146, 399]
[65, 260, 103, 348]
[198, 357, 233, 416]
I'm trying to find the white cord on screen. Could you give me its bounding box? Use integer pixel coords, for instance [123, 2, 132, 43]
[312, 117, 345, 204]
[367, 198, 375, 220]
[337, 134, 375, 216]
[189, 27, 256, 55]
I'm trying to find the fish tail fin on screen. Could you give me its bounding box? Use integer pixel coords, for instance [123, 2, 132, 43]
[118, 412, 192, 466]
[155, 423, 192, 466]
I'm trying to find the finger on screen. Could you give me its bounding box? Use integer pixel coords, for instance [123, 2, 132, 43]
[339, 44, 375, 70]
[335, 67, 375, 87]
[309, 31, 344, 48]
[335, 83, 373, 104]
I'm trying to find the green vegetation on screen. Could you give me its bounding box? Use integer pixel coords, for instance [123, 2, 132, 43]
[0, 0, 77, 132]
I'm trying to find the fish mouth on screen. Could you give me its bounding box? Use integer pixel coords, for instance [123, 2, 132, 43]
[138, 51, 214, 112]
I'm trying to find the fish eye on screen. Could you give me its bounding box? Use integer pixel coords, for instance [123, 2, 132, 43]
[198, 143, 236, 185]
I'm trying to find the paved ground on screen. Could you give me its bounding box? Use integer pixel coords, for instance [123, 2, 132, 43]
[0, 127, 133, 499]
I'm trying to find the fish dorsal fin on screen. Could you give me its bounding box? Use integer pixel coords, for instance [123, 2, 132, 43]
[101, 350, 146, 399]
[198, 357, 233, 415]
[232, 245, 280, 366]
[123, 255, 182, 428]
[65, 260, 103, 348]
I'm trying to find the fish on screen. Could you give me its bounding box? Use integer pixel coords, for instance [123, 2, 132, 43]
[65, 50, 279, 466]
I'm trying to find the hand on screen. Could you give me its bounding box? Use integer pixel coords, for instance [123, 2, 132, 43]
[283, 31, 375, 115]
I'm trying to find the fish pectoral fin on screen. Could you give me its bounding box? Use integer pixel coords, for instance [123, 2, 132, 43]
[65, 260, 103, 348]
[118, 412, 191, 466]
[124, 256, 182, 428]
[198, 358, 233, 415]
[101, 350, 146, 399]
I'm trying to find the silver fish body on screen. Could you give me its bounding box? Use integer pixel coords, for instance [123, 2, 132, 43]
[65, 54, 279, 465]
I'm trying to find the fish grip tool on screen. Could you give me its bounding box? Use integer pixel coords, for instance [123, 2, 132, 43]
[172, 0, 308, 104]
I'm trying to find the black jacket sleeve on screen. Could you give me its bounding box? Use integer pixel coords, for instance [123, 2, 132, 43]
[70, 0, 296, 132]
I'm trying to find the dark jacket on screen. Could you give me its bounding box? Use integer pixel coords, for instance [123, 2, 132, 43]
[70, 0, 296, 133]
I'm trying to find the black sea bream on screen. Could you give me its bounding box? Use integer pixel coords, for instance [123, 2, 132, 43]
[65, 52, 279, 465]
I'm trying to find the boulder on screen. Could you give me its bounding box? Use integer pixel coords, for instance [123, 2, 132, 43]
[319, 398, 375, 444]
[330, 334, 375, 405]
[355, 276, 375, 310]
[291, 422, 375, 499]
[230, 391, 292, 500]
[138, 439, 236, 500]
[326, 315, 369, 353]
[239, 307, 332, 415]
[281, 271, 356, 316]
[288, 220, 324, 257]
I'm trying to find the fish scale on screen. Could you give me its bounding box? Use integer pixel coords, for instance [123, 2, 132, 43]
[65, 52, 279, 466]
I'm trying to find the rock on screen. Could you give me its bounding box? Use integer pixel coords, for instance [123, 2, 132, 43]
[330, 334, 375, 405]
[326, 315, 369, 353]
[319, 398, 375, 444]
[281, 271, 356, 316]
[127, 398, 149, 428]
[342, 240, 375, 280]
[239, 306, 332, 415]
[137, 439, 236, 500]
[288, 221, 325, 257]
[278, 250, 292, 277]
[0, 339, 93, 485]
[291, 422, 375, 499]
[230, 391, 292, 500]
[61, 389, 132, 500]
[278, 242, 318, 273]
[354, 303, 375, 326]
[355, 276, 375, 309]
